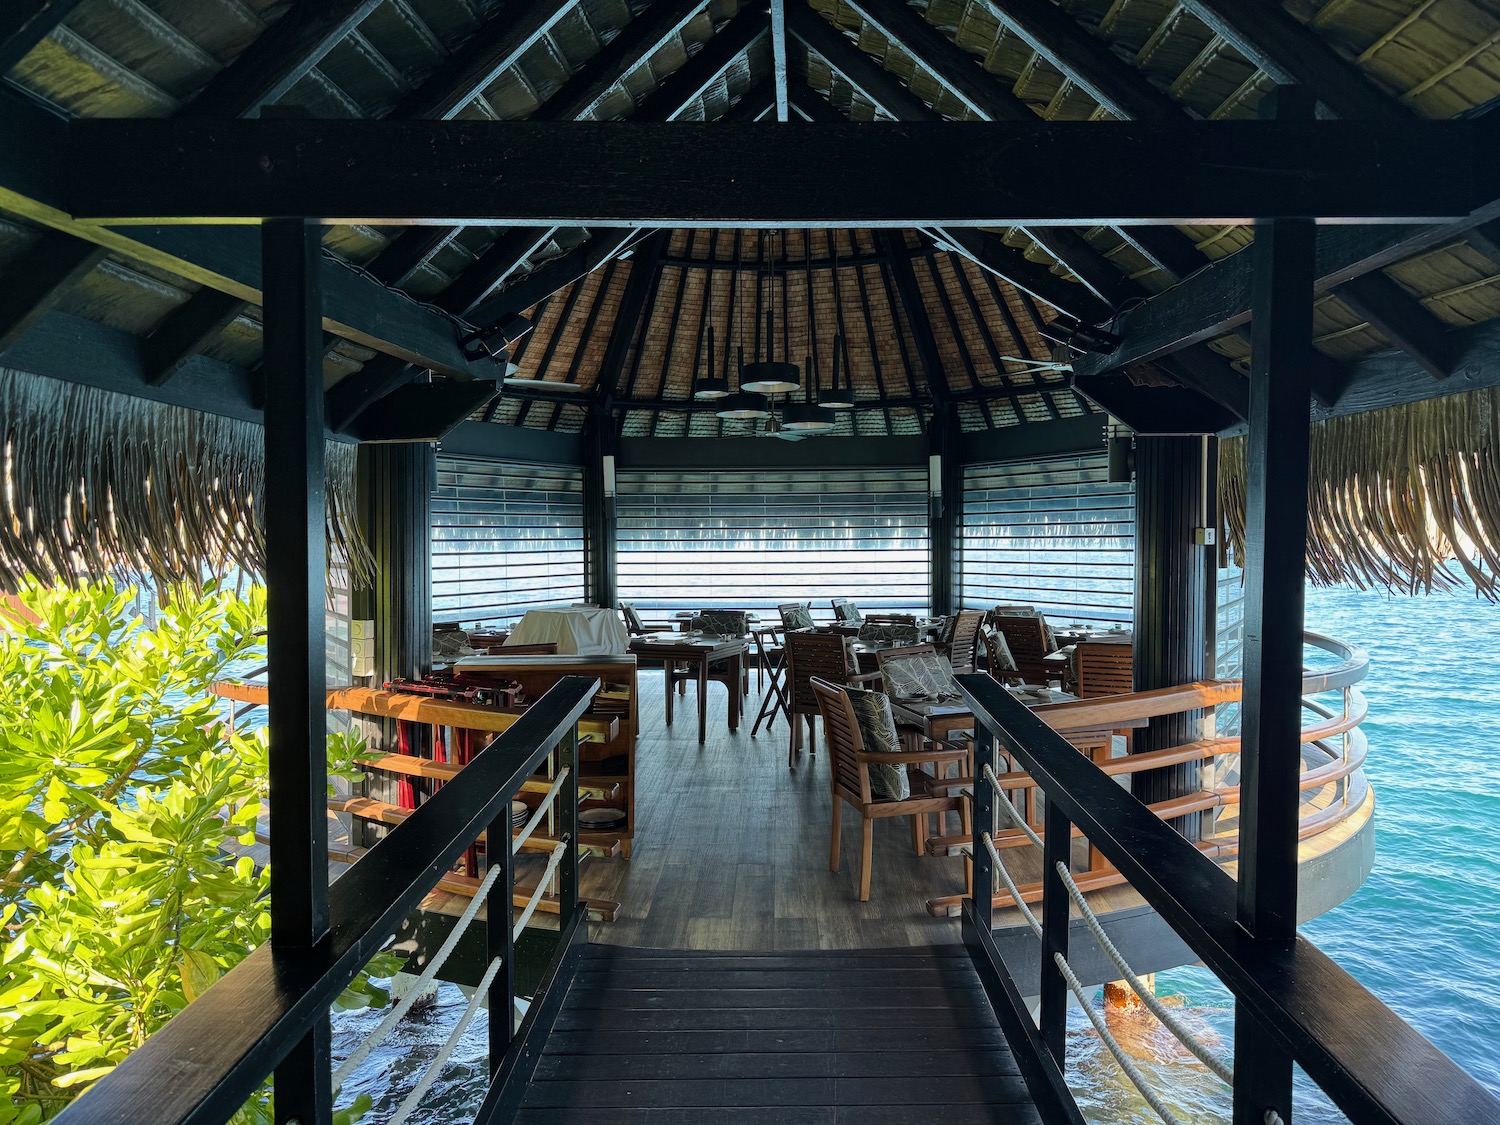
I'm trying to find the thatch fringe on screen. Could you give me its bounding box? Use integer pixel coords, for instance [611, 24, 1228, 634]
[0, 368, 375, 590]
[1220, 387, 1500, 600]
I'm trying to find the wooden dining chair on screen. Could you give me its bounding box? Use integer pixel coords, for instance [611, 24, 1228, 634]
[980, 628, 1024, 687]
[811, 676, 971, 901]
[939, 610, 983, 675]
[990, 613, 1057, 685]
[1074, 640, 1134, 698]
[778, 602, 816, 631]
[830, 598, 864, 625]
[784, 630, 856, 768]
[683, 610, 751, 697]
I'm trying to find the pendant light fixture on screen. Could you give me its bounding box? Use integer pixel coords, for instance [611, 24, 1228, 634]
[692, 240, 730, 401]
[740, 230, 802, 395]
[715, 234, 770, 420]
[819, 231, 856, 410]
[781, 234, 836, 432]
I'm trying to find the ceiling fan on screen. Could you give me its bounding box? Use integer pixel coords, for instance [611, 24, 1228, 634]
[996, 342, 1075, 376]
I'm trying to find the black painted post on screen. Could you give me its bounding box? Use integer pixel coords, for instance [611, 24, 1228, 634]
[928, 406, 959, 617]
[262, 218, 332, 1125]
[487, 804, 516, 1075]
[970, 725, 996, 931]
[559, 729, 581, 928]
[1131, 435, 1218, 840]
[583, 405, 618, 609]
[1039, 796, 1071, 1067]
[1234, 84, 1317, 1125]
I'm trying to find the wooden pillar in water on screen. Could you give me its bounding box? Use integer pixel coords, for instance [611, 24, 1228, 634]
[1131, 434, 1218, 840]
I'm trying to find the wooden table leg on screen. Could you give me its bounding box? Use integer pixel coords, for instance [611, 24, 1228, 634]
[728, 652, 742, 731]
[664, 665, 674, 727]
[696, 654, 708, 744]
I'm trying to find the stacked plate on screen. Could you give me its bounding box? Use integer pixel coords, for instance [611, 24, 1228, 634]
[511, 800, 529, 829]
[579, 806, 626, 831]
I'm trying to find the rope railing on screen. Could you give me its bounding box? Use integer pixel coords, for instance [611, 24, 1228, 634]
[979, 762, 1232, 1123]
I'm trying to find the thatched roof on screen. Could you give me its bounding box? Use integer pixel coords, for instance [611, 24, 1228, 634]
[0, 0, 1498, 438]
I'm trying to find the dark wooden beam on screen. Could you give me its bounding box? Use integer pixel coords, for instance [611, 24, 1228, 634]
[1024, 226, 1139, 307]
[972, 0, 1181, 121]
[593, 232, 669, 404]
[0, 231, 106, 351]
[790, 81, 845, 123]
[392, 0, 578, 120]
[0, 0, 85, 73]
[841, 0, 1032, 121]
[347, 378, 499, 442]
[0, 93, 480, 377]
[182, 0, 381, 118]
[637, 6, 769, 121]
[930, 229, 1113, 324]
[1334, 271, 1453, 379]
[365, 228, 455, 288]
[770, 0, 789, 121]
[464, 230, 642, 329]
[787, 5, 939, 121]
[879, 233, 954, 407]
[1181, 0, 1408, 122]
[1074, 375, 1238, 434]
[532, 0, 706, 122]
[67, 119, 1490, 226]
[724, 75, 776, 120]
[1466, 218, 1500, 267]
[1159, 343, 1249, 420]
[438, 227, 556, 317]
[142, 289, 248, 386]
[325, 354, 417, 433]
[1074, 203, 1500, 378]
[1117, 226, 1205, 282]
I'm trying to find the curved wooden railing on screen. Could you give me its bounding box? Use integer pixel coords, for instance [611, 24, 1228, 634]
[934, 630, 1372, 914]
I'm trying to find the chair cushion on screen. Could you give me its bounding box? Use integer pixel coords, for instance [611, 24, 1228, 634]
[858, 622, 920, 646]
[986, 629, 1018, 674]
[882, 653, 961, 702]
[780, 604, 816, 630]
[693, 610, 748, 636]
[845, 685, 909, 800]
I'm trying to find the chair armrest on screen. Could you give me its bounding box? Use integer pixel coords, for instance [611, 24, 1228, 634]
[856, 749, 969, 766]
[848, 671, 883, 685]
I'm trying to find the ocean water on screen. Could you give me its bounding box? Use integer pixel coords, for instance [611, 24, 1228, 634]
[1068, 583, 1500, 1122]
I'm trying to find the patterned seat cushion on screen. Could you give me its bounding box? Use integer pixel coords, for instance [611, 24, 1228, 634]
[857, 622, 920, 646]
[692, 610, 748, 636]
[882, 653, 961, 702]
[779, 603, 816, 631]
[844, 685, 909, 800]
[984, 629, 1018, 674]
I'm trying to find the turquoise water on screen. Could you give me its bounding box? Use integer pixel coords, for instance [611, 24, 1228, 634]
[1069, 583, 1500, 1121]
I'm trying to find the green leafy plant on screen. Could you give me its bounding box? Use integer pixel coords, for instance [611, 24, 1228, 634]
[0, 578, 392, 1122]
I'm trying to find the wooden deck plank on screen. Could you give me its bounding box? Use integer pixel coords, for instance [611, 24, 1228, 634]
[541, 1026, 1011, 1055]
[533, 1048, 1024, 1081]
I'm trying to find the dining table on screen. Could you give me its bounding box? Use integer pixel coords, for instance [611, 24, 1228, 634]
[628, 631, 747, 744]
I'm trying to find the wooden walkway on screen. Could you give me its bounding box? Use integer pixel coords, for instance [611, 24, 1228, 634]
[514, 943, 1042, 1125]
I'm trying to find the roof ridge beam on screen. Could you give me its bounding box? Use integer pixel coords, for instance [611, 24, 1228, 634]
[972, 0, 1181, 122]
[1180, 0, 1409, 122]
[181, 0, 382, 118]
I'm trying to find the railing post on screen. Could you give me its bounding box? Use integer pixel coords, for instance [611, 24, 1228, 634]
[970, 725, 995, 931]
[559, 727, 581, 927]
[487, 803, 516, 1074]
[1040, 795, 1072, 1066]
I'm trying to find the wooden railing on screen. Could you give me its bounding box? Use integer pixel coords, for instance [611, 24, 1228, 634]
[957, 659, 1500, 1125]
[931, 631, 1372, 915]
[54, 677, 599, 1125]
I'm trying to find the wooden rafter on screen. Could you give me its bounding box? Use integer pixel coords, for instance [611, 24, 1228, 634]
[0, 0, 86, 73]
[1333, 272, 1453, 379]
[181, 0, 382, 118]
[142, 289, 249, 386]
[1180, 0, 1408, 122]
[0, 231, 106, 352]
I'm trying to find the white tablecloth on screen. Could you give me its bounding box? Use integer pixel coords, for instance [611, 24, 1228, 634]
[504, 607, 629, 656]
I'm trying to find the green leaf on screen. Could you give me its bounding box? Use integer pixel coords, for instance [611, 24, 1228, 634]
[178, 949, 221, 1004]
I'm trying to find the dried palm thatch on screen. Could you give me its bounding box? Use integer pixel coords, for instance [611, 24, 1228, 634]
[0, 369, 375, 590]
[1221, 387, 1500, 600]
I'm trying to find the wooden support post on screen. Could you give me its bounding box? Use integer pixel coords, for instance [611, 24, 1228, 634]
[262, 219, 332, 1125]
[583, 405, 618, 610]
[1234, 86, 1316, 1125]
[1039, 796, 1071, 1067]
[1130, 435, 1217, 840]
[928, 405, 959, 617]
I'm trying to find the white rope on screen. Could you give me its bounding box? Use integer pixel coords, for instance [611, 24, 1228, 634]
[513, 766, 570, 854]
[1054, 951, 1187, 1125]
[1055, 861, 1235, 1085]
[984, 763, 1044, 849]
[514, 841, 570, 941]
[386, 955, 505, 1125]
[982, 832, 1042, 940]
[332, 859, 506, 1085]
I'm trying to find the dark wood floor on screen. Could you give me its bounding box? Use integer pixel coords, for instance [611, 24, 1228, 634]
[583, 670, 970, 951]
[515, 943, 1042, 1124]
